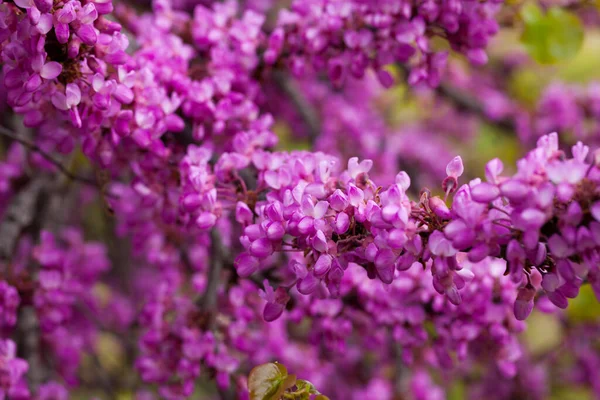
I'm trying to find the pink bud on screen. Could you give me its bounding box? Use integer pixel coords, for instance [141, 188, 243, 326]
[446, 156, 464, 178]
[234, 254, 258, 278]
[196, 212, 217, 230]
[313, 254, 332, 278]
[235, 202, 253, 225]
[40, 62, 62, 80]
[249, 238, 273, 258]
[263, 302, 285, 322]
[514, 285, 535, 320]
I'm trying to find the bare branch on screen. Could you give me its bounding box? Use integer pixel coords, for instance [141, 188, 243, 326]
[17, 307, 45, 391]
[273, 71, 322, 143]
[198, 230, 225, 317]
[0, 178, 46, 265]
[0, 125, 98, 187]
[436, 83, 515, 131]
[397, 63, 515, 132]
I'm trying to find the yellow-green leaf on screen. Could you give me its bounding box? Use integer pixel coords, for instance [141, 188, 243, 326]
[248, 362, 289, 400]
[520, 4, 584, 64]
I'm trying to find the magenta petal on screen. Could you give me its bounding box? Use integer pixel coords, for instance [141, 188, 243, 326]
[51, 92, 69, 111]
[500, 180, 529, 201]
[376, 69, 394, 88]
[547, 234, 571, 259]
[104, 51, 128, 65]
[13, 0, 33, 9]
[263, 302, 284, 322]
[40, 62, 62, 80]
[297, 274, 319, 295]
[78, 3, 98, 24]
[249, 238, 272, 258]
[445, 285, 462, 305]
[27, 7, 40, 24]
[4, 69, 24, 88]
[76, 24, 97, 45]
[470, 182, 500, 203]
[234, 254, 258, 278]
[446, 156, 464, 178]
[23, 110, 44, 127]
[467, 243, 489, 263]
[195, 212, 216, 230]
[24, 73, 42, 92]
[376, 263, 395, 284]
[56, 4, 76, 23]
[34, 0, 52, 12]
[55, 23, 70, 44]
[266, 222, 285, 241]
[313, 254, 332, 278]
[235, 202, 253, 225]
[36, 14, 53, 34]
[65, 83, 81, 107]
[513, 297, 533, 321]
[164, 114, 184, 131]
[547, 291, 568, 309]
[334, 212, 349, 234]
[15, 91, 33, 107]
[591, 201, 600, 222]
[541, 273, 560, 293]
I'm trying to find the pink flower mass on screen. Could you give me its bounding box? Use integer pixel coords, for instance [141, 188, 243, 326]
[1, 0, 600, 398]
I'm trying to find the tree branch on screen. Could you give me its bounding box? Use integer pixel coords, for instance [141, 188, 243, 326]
[0, 125, 99, 187]
[196, 230, 225, 327]
[272, 71, 322, 144]
[0, 178, 46, 266]
[436, 82, 515, 131]
[17, 306, 45, 391]
[396, 63, 515, 132]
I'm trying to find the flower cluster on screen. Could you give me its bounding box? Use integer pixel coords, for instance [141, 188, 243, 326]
[232, 134, 600, 325]
[264, 0, 502, 87]
[0, 339, 28, 399]
[32, 229, 110, 383]
[2, 0, 600, 398]
[0, 281, 19, 329]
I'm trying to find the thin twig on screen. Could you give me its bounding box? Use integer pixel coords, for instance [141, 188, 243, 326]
[17, 307, 45, 391]
[0, 125, 98, 187]
[197, 230, 225, 325]
[397, 64, 515, 132]
[273, 71, 321, 143]
[0, 178, 46, 266]
[436, 83, 515, 131]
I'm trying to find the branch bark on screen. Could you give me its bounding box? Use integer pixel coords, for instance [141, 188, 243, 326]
[436, 83, 515, 131]
[397, 63, 515, 132]
[272, 71, 322, 144]
[196, 230, 225, 328]
[17, 306, 45, 391]
[0, 125, 99, 187]
[0, 178, 46, 267]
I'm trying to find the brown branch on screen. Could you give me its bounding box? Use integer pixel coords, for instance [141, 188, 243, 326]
[196, 230, 225, 327]
[436, 83, 515, 131]
[0, 178, 46, 266]
[272, 71, 322, 144]
[396, 63, 515, 132]
[0, 125, 98, 187]
[17, 306, 45, 391]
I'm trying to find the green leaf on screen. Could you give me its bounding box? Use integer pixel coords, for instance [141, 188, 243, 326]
[520, 4, 584, 64]
[248, 362, 292, 400]
[566, 284, 600, 322]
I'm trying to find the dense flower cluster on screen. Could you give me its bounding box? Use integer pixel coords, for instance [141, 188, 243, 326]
[233, 134, 600, 325]
[0, 0, 599, 398]
[0, 338, 28, 398]
[263, 0, 502, 87]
